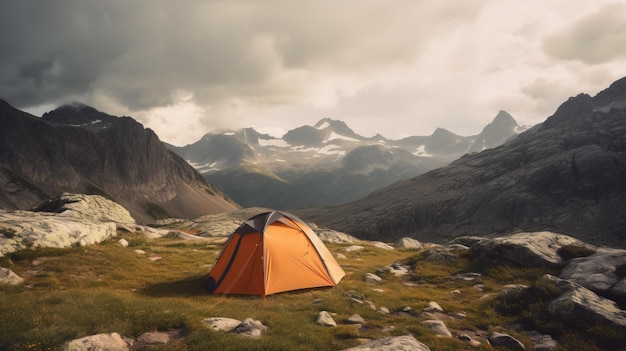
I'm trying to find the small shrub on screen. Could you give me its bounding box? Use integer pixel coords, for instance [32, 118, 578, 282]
[557, 245, 596, 260]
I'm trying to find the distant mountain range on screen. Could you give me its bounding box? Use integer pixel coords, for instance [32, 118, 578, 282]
[168, 111, 527, 209]
[296, 77, 626, 248]
[0, 101, 238, 223]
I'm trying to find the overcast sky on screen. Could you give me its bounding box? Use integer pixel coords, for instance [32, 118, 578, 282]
[2, 1, 626, 146]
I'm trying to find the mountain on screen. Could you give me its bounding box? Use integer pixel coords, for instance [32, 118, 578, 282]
[169, 113, 526, 209]
[296, 77, 626, 248]
[0, 100, 238, 223]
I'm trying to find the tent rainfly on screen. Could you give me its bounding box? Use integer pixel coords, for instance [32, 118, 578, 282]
[206, 211, 346, 297]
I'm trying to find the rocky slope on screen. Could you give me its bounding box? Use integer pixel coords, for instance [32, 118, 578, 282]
[0, 101, 238, 223]
[170, 112, 526, 209]
[297, 77, 626, 248]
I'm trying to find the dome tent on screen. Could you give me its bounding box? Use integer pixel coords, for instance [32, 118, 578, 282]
[206, 211, 345, 297]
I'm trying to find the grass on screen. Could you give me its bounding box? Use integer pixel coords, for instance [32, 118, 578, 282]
[0, 233, 624, 350]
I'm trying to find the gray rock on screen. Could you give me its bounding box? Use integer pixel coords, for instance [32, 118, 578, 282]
[0, 207, 117, 257]
[547, 283, 626, 327]
[36, 193, 135, 224]
[371, 241, 394, 250]
[384, 263, 410, 276]
[203, 317, 241, 332]
[453, 272, 482, 281]
[489, 332, 525, 351]
[308, 223, 358, 244]
[364, 273, 382, 284]
[421, 319, 452, 337]
[233, 318, 267, 338]
[136, 331, 169, 344]
[346, 314, 365, 324]
[316, 311, 337, 327]
[499, 284, 529, 296]
[471, 232, 591, 268]
[395, 237, 423, 249]
[0, 267, 23, 285]
[423, 301, 444, 313]
[526, 330, 558, 351]
[421, 246, 462, 262]
[340, 335, 431, 351]
[65, 332, 129, 351]
[345, 245, 364, 252]
[560, 248, 626, 297]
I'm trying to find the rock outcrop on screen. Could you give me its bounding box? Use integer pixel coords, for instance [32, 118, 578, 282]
[0, 194, 137, 257]
[540, 275, 626, 328]
[469, 231, 592, 268]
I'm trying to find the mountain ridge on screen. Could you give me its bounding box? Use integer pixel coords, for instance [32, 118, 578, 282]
[169, 112, 527, 209]
[0, 100, 239, 223]
[295, 76, 626, 248]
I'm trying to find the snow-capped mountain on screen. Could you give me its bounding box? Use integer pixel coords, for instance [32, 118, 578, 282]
[168, 112, 528, 209]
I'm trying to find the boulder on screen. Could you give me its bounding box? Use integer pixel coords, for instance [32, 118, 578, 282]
[314, 226, 358, 244]
[203, 317, 242, 332]
[395, 237, 423, 249]
[345, 245, 364, 252]
[346, 314, 365, 324]
[65, 332, 129, 351]
[340, 335, 431, 351]
[560, 248, 626, 297]
[423, 301, 444, 313]
[364, 273, 382, 284]
[34, 193, 135, 224]
[0, 267, 23, 285]
[136, 331, 169, 344]
[233, 318, 267, 338]
[371, 241, 394, 250]
[383, 263, 410, 276]
[316, 311, 337, 327]
[421, 320, 451, 337]
[541, 274, 626, 328]
[470, 232, 591, 268]
[0, 210, 116, 257]
[489, 332, 525, 351]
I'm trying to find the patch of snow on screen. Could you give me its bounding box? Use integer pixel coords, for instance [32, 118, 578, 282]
[413, 145, 433, 157]
[327, 131, 359, 142]
[187, 160, 220, 172]
[224, 132, 235, 136]
[291, 144, 345, 156]
[316, 121, 330, 130]
[514, 125, 527, 133]
[275, 159, 286, 162]
[258, 138, 290, 148]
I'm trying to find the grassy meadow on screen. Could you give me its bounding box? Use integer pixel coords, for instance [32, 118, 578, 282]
[0, 231, 623, 350]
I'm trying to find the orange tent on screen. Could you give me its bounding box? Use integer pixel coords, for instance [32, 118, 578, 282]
[206, 211, 345, 297]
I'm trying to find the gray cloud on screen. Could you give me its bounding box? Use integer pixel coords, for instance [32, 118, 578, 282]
[0, 1, 486, 111]
[1, 1, 626, 145]
[543, 3, 626, 64]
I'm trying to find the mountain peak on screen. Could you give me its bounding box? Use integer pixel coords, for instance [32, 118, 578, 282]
[42, 102, 118, 130]
[314, 118, 358, 137]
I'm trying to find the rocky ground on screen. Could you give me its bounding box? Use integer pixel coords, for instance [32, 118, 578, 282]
[1, 194, 625, 350]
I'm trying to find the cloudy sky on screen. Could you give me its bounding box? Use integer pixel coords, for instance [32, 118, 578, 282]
[2, 1, 626, 146]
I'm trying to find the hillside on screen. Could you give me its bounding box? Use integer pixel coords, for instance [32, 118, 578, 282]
[1, 201, 625, 350]
[296, 77, 626, 248]
[169, 112, 525, 209]
[0, 101, 238, 223]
